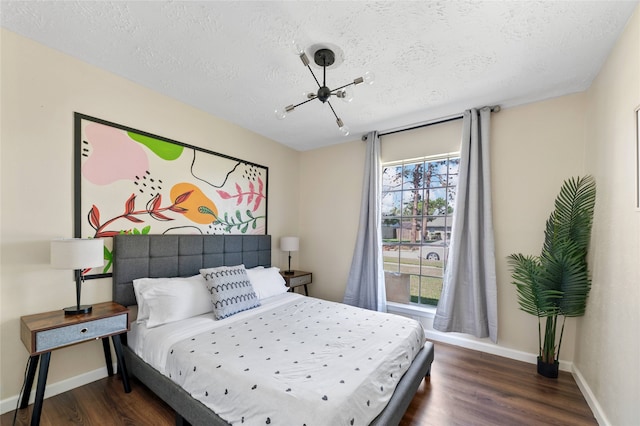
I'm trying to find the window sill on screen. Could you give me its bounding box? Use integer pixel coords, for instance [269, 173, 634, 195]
[386, 301, 436, 319]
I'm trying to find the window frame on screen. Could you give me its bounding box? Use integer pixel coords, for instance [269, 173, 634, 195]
[381, 152, 460, 308]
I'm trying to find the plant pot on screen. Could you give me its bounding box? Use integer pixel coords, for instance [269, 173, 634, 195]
[537, 357, 559, 378]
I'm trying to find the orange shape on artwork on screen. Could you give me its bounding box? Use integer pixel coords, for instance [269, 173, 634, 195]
[170, 183, 218, 224]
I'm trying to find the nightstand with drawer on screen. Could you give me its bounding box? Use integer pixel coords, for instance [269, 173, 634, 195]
[19, 302, 131, 425]
[280, 270, 312, 296]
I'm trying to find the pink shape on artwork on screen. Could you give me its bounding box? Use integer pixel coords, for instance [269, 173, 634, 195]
[82, 122, 149, 185]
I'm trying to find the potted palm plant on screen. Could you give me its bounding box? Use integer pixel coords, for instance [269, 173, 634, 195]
[508, 176, 596, 378]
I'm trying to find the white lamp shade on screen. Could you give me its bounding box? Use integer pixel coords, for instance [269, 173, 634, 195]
[51, 238, 104, 270]
[280, 237, 299, 252]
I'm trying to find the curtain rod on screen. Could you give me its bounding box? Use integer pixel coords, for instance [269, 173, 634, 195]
[362, 105, 501, 141]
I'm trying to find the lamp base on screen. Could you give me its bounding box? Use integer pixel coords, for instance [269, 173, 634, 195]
[63, 305, 92, 315]
[284, 270, 295, 275]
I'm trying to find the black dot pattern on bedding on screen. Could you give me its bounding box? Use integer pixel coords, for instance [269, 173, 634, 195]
[165, 296, 425, 425]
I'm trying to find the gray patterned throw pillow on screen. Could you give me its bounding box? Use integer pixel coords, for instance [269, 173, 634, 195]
[200, 264, 260, 320]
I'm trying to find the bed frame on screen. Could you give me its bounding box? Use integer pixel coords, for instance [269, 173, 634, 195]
[112, 234, 434, 426]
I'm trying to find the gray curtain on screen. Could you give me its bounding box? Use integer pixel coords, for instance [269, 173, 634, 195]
[343, 131, 386, 312]
[433, 108, 498, 342]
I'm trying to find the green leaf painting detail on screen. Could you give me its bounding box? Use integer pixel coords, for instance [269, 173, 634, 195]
[103, 245, 113, 274]
[212, 209, 265, 234]
[198, 206, 216, 216]
[128, 132, 183, 160]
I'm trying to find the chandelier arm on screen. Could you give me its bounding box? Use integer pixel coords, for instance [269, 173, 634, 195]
[291, 97, 317, 109]
[306, 65, 322, 88]
[330, 81, 356, 93]
[326, 101, 340, 121]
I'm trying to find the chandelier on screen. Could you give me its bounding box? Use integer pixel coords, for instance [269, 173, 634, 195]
[275, 46, 374, 136]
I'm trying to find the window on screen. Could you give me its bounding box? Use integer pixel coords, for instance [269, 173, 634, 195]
[381, 154, 459, 307]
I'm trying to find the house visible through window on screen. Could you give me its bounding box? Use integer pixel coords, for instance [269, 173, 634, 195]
[381, 153, 459, 307]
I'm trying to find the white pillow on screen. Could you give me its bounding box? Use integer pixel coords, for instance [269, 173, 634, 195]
[132, 277, 168, 323]
[133, 275, 211, 327]
[246, 267, 289, 300]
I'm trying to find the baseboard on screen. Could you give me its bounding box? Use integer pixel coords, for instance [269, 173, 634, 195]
[0, 364, 113, 415]
[572, 364, 610, 426]
[387, 303, 574, 372]
[423, 329, 573, 372]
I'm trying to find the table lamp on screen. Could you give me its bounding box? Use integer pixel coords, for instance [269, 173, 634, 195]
[51, 238, 104, 315]
[280, 236, 299, 275]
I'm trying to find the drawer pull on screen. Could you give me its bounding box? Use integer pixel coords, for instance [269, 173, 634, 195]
[80, 328, 88, 334]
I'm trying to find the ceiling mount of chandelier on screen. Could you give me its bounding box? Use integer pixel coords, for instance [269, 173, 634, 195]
[275, 45, 374, 136]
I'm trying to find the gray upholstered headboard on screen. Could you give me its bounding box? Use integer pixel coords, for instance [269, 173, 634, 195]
[112, 234, 271, 306]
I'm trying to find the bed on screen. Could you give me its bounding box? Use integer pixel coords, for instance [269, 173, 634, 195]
[112, 234, 434, 426]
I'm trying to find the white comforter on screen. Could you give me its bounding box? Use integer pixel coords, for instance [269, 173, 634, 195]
[133, 293, 425, 426]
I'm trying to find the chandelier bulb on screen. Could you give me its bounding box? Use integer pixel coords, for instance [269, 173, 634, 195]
[338, 88, 354, 103]
[275, 107, 288, 120]
[336, 118, 350, 136]
[363, 71, 375, 85]
[291, 40, 305, 56]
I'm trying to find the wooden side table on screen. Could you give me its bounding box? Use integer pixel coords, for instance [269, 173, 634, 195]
[19, 302, 131, 426]
[280, 270, 312, 296]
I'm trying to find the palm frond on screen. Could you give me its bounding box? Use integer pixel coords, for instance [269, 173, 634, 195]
[507, 254, 562, 317]
[540, 240, 591, 316]
[543, 176, 596, 256]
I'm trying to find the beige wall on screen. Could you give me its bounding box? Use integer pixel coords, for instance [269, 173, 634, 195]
[0, 29, 300, 401]
[300, 93, 587, 362]
[298, 139, 365, 302]
[380, 119, 462, 162]
[580, 5, 640, 425]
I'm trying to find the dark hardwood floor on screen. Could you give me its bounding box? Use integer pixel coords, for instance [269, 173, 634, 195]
[2, 342, 596, 426]
[400, 343, 596, 426]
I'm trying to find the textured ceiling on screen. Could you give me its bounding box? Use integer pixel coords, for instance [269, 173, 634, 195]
[1, 1, 638, 151]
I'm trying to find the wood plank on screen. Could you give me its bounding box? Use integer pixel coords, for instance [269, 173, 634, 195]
[2, 342, 596, 425]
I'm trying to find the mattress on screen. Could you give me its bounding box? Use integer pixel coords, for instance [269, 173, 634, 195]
[129, 293, 425, 426]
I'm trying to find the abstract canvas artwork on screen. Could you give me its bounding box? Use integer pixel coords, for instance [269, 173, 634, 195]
[74, 113, 268, 277]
